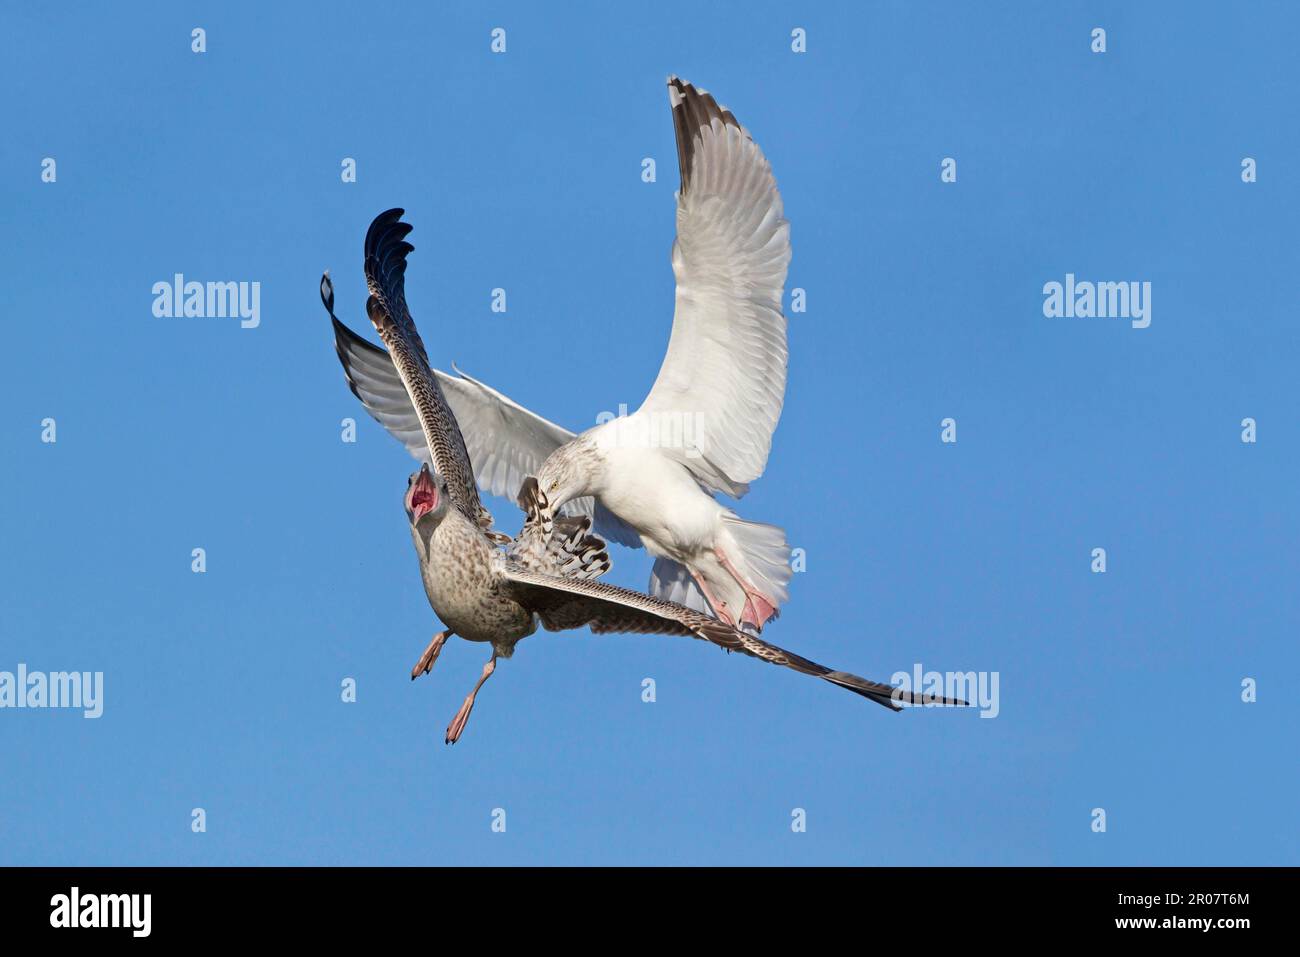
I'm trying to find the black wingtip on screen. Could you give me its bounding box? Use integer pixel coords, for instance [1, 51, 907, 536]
[363, 211, 415, 301]
[666, 78, 741, 196]
[320, 271, 335, 315]
[361, 208, 424, 356]
[875, 686, 973, 711]
[817, 670, 973, 712]
[366, 207, 405, 239]
[364, 208, 411, 260]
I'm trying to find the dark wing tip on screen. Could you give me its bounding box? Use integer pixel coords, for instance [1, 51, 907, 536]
[363, 208, 415, 301]
[320, 271, 334, 313]
[694, 617, 933, 714]
[819, 670, 974, 711]
[667, 77, 742, 195]
[360, 208, 428, 359]
[364, 208, 407, 254]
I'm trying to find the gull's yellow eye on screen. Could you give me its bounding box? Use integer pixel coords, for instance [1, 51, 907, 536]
[549, 481, 559, 493]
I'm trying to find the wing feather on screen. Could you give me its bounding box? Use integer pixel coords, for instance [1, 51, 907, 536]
[503, 564, 966, 710]
[330, 219, 569, 508]
[638, 78, 791, 495]
[357, 209, 490, 529]
[332, 311, 640, 545]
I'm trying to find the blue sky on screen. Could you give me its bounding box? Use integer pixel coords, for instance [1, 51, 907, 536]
[2, 1, 1297, 865]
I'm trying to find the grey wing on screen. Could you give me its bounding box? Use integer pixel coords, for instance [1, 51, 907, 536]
[445, 365, 576, 501]
[501, 564, 966, 710]
[332, 315, 571, 496]
[331, 312, 427, 457]
[359, 208, 490, 529]
[331, 313, 643, 547]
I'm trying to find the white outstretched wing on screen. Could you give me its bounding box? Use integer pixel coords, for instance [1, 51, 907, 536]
[636, 77, 791, 496]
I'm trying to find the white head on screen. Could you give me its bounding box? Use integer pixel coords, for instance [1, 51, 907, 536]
[534, 442, 600, 517]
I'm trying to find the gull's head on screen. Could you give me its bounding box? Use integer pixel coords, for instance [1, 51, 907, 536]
[405, 463, 447, 528]
[535, 449, 590, 516]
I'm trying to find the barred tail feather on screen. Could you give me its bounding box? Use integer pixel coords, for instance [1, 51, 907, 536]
[550, 515, 611, 580]
[511, 477, 610, 580]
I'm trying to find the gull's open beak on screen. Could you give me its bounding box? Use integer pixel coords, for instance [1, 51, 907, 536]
[410, 464, 438, 522]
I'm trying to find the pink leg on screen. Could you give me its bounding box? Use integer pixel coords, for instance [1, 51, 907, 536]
[445, 654, 497, 745]
[690, 571, 736, 627]
[714, 548, 779, 631]
[411, 629, 453, 680]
